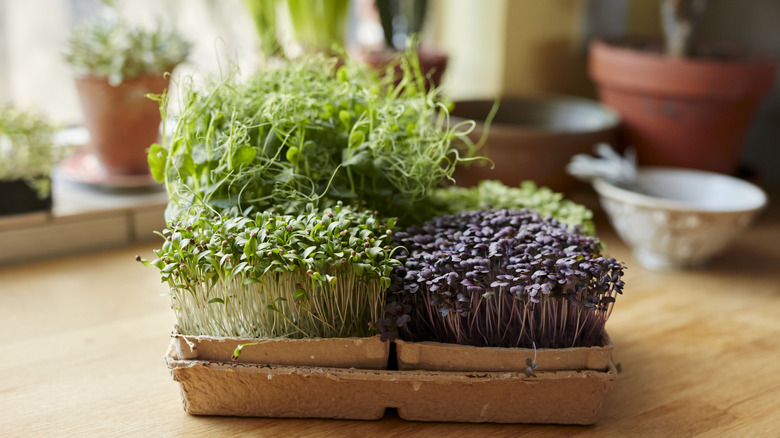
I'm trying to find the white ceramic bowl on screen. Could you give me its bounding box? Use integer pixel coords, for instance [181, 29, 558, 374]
[593, 167, 768, 270]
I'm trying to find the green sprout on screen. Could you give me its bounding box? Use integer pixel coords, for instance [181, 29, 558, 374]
[140, 203, 401, 339]
[429, 180, 596, 234]
[149, 52, 476, 226]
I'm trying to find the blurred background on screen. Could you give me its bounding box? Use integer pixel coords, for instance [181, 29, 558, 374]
[1, 0, 778, 186]
[2, 0, 779, 187]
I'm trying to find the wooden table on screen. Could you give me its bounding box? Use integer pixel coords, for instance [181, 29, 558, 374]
[2, 195, 779, 437]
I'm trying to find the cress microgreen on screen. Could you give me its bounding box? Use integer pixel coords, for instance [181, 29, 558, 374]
[139, 202, 401, 339]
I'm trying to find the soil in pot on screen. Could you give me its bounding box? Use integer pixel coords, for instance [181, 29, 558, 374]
[589, 39, 777, 174]
[450, 97, 619, 193]
[75, 73, 169, 175]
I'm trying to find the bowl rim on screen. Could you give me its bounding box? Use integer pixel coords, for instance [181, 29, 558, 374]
[593, 166, 768, 213]
[448, 96, 621, 135]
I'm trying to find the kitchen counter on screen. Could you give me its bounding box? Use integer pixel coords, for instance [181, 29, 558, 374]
[1, 194, 778, 437]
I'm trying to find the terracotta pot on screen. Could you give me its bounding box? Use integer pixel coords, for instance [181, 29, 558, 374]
[0, 179, 51, 216]
[450, 97, 619, 192]
[74, 73, 169, 175]
[165, 339, 617, 423]
[362, 45, 448, 90]
[395, 331, 612, 372]
[172, 333, 389, 369]
[589, 40, 777, 174]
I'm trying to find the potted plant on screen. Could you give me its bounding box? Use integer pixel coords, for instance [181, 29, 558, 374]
[64, 11, 191, 176]
[588, 0, 777, 174]
[0, 105, 61, 216]
[244, 0, 350, 60]
[363, 0, 449, 90]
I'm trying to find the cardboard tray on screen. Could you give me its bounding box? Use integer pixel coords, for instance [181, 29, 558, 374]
[165, 341, 616, 424]
[395, 332, 613, 372]
[172, 333, 389, 369]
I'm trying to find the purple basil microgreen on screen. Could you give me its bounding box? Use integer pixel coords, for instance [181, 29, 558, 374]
[384, 208, 626, 348]
[525, 342, 539, 378]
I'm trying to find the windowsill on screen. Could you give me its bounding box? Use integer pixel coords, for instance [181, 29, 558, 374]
[0, 166, 168, 265]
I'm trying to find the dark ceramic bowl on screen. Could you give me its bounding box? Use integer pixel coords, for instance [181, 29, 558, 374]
[450, 97, 620, 192]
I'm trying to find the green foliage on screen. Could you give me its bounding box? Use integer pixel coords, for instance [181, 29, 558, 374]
[244, 0, 283, 58]
[152, 53, 473, 225]
[140, 202, 400, 338]
[430, 180, 596, 234]
[286, 0, 350, 53]
[0, 105, 62, 198]
[244, 0, 349, 57]
[64, 12, 191, 86]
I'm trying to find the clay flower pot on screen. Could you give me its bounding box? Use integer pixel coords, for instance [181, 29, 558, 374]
[589, 40, 777, 174]
[362, 46, 449, 90]
[75, 73, 169, 175]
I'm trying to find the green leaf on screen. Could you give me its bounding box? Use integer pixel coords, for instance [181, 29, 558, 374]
[285, 146, 300, 164]
[302, 245, 317, 258]
[366, 247, 383, 259]
[208, 298, 225, 304]
[293, 288, 307, 300]
[231, 145, 256, 169]
[147, 143, 168, 182]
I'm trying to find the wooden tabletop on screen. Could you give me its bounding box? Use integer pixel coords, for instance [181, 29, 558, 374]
[2, 194, 779, 437]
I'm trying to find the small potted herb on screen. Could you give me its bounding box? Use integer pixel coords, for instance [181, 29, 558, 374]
[0, 105, 61, 216]
[363, 0, 448, 90]
[64, 11, 190, 175]
[142, 202, 399, 368]
[382, 208, 625, 374]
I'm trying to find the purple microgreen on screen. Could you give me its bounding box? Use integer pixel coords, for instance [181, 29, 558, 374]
[384, 208, 626, 348]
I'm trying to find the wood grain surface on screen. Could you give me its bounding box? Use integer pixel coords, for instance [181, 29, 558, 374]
[1, 194, 778, 437]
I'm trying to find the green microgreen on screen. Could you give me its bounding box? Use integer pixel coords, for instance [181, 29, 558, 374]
[0, 105, 63, 198]
[429, 180, 596, 234]
[150, 52, 476, 225]
[140, 202, 401, 339]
